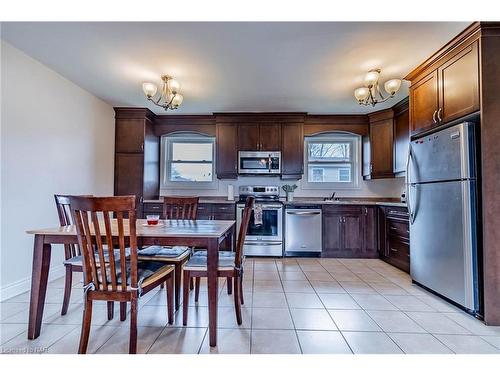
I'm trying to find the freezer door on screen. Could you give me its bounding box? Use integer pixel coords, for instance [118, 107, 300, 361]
[409, 180, 478, 310]
[409, 122, 476, 183]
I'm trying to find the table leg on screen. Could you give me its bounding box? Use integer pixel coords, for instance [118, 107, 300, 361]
[207, 237, 219, 347]
[28, 235, 51, 339]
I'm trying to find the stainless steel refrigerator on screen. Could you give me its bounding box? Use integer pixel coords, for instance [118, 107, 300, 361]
[407, 122, 480, 313]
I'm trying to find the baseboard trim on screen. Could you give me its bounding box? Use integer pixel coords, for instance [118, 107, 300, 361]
[0, 264, 66, 302]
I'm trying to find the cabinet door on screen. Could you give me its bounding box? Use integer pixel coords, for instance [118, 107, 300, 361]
[281, 123, 304, 179]
[216, 124, 238, 179]
[212, 204, 236, 220]
[322, 213, 343, 257]
[115, 119, 145, 153]
[410, 70, 439, 134]
[238, 123, 259, 151]
[259, 124, 282, 151]
[363, 206, 378, 257]
[343, 214, 364, 255]
[393, 105, 409, 175]
[115, 153, 144, 217]
[370, 119, 394, 178]
[196, 204, 212, 220]
[439, 41, 479, 123]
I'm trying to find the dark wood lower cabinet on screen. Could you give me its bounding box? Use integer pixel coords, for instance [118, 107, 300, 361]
[378, 206, 410, 273]
[322, 205, 378, 258]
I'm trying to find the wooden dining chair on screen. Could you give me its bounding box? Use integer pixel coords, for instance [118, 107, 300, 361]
[69, 195, 174, 354]
[137, 196, 198, 310]
[182, 196, 254, 326]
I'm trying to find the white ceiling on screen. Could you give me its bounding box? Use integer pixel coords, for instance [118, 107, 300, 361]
[1, 22, 469, 115]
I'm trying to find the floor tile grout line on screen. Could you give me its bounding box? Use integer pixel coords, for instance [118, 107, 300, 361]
[277, 259, 303, 354]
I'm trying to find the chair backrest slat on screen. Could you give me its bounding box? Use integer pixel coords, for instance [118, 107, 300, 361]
[163, 196, 199, 220]
[55, 194, 93, 259]
[235, 196, 255, 268]
[69, 196, 137, 292]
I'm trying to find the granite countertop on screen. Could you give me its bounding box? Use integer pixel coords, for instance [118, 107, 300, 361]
[144, 197, 407, 208]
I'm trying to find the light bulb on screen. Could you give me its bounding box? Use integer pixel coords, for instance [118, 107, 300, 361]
[171, 93, 183, 107]
[168, 79, 180, 94]
[384, 79, 402, 96]
[142, 82, 157, 98]
[364, 70, 380, 88]
[354, 87, 370, 102]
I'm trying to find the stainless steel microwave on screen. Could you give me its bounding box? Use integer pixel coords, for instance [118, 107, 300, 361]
[238, 151, 281, 175]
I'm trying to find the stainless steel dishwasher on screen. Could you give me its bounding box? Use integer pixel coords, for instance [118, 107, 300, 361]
[285, 205, 322, 256]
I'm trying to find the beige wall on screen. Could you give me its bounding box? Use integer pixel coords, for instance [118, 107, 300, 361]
[0, 41, 115, 300]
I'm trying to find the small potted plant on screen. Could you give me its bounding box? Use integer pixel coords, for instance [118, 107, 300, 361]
[282, 184, 298, 202]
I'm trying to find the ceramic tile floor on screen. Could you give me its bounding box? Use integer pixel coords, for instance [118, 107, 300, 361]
[1, 258, 500, 354]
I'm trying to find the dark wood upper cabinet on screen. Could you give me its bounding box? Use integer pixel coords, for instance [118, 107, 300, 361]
[363, 109, 394, 180]
[216, 123, 238, 179]
[238, 123, 282, 151]
[393, 98, 410, 176]
[116, 118, 147, 153]
[237, 123, 259, 151]
[407, 36, 480, 136]
[259, 124, 282, 151]
[281, 122, 304, 179]
[439, 41, 479, 124]
[409, 70, 439, 135]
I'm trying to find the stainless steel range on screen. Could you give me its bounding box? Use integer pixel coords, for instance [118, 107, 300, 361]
[236, 185, 283, 257]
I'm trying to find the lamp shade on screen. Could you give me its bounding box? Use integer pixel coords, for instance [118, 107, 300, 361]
[384, 79, 402, 95]
[171, 93, 183, 107]
[364, 70, 380, 87]
[142, 82, 158, 98]
[168, 79, 181, 94]
[354, 87, 370, 102]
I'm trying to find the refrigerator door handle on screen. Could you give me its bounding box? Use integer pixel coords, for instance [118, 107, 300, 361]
[406, 145, 415, 224]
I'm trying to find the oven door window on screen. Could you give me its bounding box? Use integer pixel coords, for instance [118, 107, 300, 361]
[240, 157, 270, 171]
[247, 209, 278, 236]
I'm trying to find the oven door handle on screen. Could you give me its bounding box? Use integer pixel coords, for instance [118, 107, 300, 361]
[245, 242, 281, 246]
[286, 211, 321, 216]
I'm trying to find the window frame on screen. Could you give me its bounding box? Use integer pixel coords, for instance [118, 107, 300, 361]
[302, 132, 361, 190]
[160, 133, 217, 192]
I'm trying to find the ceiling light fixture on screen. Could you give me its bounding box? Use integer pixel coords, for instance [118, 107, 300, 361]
[142, 75, 183, 110]
[354, 69, 402, 107]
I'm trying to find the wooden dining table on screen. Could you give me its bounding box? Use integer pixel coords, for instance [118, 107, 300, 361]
[25, 218, 235, 347]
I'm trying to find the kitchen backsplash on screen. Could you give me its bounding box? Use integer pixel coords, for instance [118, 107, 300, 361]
[160, 176, 405, 199]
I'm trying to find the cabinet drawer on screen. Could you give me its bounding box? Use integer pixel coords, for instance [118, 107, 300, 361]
[322, 205, 364, 215]
[386, 235, 410, 272]
[387, 218, 410, 239]
[143, 202, 163, 213]
[196, 204, 212, 220]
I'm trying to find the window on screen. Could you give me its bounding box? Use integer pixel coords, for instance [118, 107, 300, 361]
[160, 133, 217, 191]
[303, 133, 360, 189]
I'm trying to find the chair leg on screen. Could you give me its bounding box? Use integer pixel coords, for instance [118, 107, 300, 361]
[194, 277, 200, 302]
[129, 297, 138, 354]
[107, 301, 114, 320]
[233, 276, 242, 325]
[239, 275, 244, 305]
[120, 302, 127, 321]
[166, 275, 174, 324]
[182, 271, 190, 326]
[189, 277, 194, 290]
[226, 277, 232, 295]
[78, 298, 93, 354]
[61, 266, 72, 315]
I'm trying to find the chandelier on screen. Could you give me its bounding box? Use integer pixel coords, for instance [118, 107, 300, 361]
[354, 69, 402, 107]
[142, 75, 184, 110]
